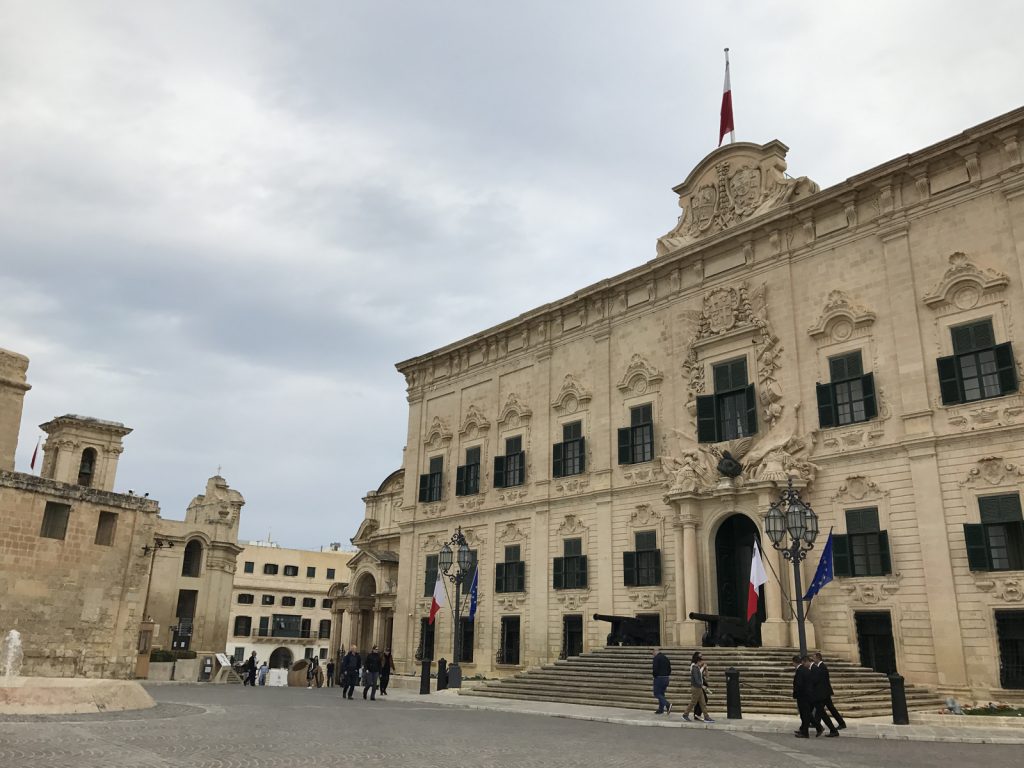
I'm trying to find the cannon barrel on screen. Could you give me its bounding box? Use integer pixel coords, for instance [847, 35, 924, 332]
[688, 612, 724, 622]
[592, 613, 640, 623]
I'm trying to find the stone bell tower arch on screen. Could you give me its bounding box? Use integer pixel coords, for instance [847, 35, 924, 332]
[39, 414, 132, 491]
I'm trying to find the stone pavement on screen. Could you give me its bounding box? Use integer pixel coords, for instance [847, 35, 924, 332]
[0, 682, 1021, 768]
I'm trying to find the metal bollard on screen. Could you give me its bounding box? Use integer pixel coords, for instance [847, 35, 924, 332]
[419, 660, 431, 695]
[436, 658, 449, 691]
[888, 673, 909, 725]
[725, 667, 742, 719]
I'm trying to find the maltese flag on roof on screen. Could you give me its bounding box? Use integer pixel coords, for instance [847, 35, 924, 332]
[719, 48, 734, 146]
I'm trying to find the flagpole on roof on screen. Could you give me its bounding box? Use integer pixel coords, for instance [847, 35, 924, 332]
[719, 47, 735, 146]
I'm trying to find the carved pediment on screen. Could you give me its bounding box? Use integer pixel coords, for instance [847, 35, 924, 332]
[459, 405, 491, 438]
[557, 513, 588, 536]
[832, 475, 888, 503]
[424, 416, 452, 448]
[617, 354, 663, 395]
[497, 522, 529, 543]
[961, 457, 1024, 487]
[922, 252, 1009, 310]
[552, 374, 592, 416]
[808, 290, 877, 341]
[498, 393, 532, 430]
[657, 140, 819, 256]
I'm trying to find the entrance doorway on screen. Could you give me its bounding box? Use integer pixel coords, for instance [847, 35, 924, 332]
[562, 615, 584, 658]
[636, 613, 661, 645]
[855, 611, 897, 674]
[715, 515, 766, 623]
[269, 647, 293, 669]
[996, 610, 1024, 689]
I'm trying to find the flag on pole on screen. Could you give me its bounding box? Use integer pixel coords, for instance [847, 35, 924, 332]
[428, 571, 446, 625]
[468, 566, 479, 622]
[30, 436, 41, 471]
[803, 530, 835, 603]
[718, 48, 734, 146]
[747, 538, 767, 621]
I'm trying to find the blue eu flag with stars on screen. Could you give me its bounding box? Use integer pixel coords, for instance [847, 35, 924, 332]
[802, 530, 834, 603]
[468, 567, 479, 622]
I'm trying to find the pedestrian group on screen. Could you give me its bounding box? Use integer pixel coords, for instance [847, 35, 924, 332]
[238, 645, 396, 698]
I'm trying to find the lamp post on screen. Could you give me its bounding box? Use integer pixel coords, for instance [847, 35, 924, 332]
[438, 526, 473, 689]
[763, 477, 819, 657]
[141, 536, 174, 622]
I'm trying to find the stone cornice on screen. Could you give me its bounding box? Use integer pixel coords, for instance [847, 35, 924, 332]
[0, 470, 160, 512]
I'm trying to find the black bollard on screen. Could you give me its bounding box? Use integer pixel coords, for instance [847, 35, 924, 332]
[436, 658, 449, 691]
[419, 660, 431, 695]
[725, 667, 742, 720]
[888, 673, 909, 725]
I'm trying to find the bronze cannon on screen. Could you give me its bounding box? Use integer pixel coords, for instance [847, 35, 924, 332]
[688, 612, 758, 648]
[592, 614, 658, 646]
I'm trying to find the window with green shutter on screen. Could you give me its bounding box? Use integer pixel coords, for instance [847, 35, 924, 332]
[456, 446, 481, 496]
[554, 421, 585, 477]
[623, 530, 661, 586]
[833, 507, 891, 577]
[937, 319, 1018, 405]
[966, 494, 1024, 571]
[495, 436, 525, 488]
[617, 405, 653, 464]
[816, 351, 877, 428]
[423, 554, 439, 596]
[697, 358, 758, 443]
[419, 456, 444, 502]
[555, 538, 587, 589]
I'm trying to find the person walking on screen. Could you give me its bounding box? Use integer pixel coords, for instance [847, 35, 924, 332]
[694, 656, 711, 719]
[363, 645, 382, 700]
[813, 653, 846, 730]
[307, 656, 320, 688]
[257, 661, 269, 686]
[243, 651, 258, 687]
[379, 648, 395, 695]
[340, 645, 361, 700]
[651, 647, 672, 715]
[792, 655, 814, 738]
[326, 659, 335, 688]
[681, 651, 714, 723]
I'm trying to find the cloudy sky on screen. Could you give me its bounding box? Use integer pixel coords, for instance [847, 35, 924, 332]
[2, 2, 1020, 549]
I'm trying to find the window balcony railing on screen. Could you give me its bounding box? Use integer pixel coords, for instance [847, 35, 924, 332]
[246, 630, 324, 644]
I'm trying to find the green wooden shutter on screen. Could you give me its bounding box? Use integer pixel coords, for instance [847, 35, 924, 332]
[937, 355, 963, 405]
[861, 373, 877, 420]
[516, 561, 526, 592]
[617, 427, 632, 464]
[493, 455, 506, 489]
[578, 437, 586, 473]
[518, 451, 526, 483]
[696, 395, 717, 443]
[832, 534, 852, 577]
[816, 382, 836, 428]
[418, 473, 429, 502]
[995, 342, 1018, 395]
[623, 551, 637, 587]
[878, 530, 892, 575]
[744, 383, 758, 436]
[963, 523, 990, 571]
[552, 442, 564, 478]
[653, 549, 662, 585]
[455, 465, 466, 496]
[553, 557, 565, 589]
[494, 562, 506, 593]
[578, 555, 588, 588]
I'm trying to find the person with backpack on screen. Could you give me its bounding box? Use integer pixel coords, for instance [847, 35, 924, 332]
[681, 651, 714, 723]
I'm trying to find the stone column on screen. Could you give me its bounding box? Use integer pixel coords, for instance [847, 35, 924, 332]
[679, 508, 703, 645]
[757, 488, 788, 647]
[527, 508, 550, 668]
[672, 516, 686, 643]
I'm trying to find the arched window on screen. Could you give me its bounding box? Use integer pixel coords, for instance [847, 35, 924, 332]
[78, 448, 97, 486]
[182, 540, 203, 577]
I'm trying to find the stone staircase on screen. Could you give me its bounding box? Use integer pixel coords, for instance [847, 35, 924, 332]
[462, 647, 944, 717]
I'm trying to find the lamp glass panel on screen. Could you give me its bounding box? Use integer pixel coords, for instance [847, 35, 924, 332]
[457, 542, 472, 571]
[439, 543, 453, 573]
[765, 506, 785, 546]
[786, 499, 806, 540]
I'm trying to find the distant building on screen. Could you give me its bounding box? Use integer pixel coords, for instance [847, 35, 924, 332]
[226, 541, 353, 672]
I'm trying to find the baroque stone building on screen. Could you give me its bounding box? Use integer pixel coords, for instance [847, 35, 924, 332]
[370, 107, 1024, 702]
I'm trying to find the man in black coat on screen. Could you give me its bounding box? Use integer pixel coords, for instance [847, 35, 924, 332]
[809, 656, 838, 736]
[813, 652, 846, 731]
[651, 647, 672, 714]
[792, 655, 814, 738]
[363, 645, 382, 701]
[340, 645, 361, 700]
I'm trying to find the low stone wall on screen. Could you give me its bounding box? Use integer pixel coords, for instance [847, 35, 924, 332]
[0, 678, 155, 715]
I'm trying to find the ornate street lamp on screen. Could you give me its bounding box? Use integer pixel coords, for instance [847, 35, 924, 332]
[764, 477, 819, 656]
[438, 526, 473, 688]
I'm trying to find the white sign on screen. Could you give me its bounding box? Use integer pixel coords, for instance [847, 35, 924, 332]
[215, 653, 232, 667]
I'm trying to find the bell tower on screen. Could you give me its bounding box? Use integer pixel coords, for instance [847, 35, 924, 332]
[39, 414, 132, 491]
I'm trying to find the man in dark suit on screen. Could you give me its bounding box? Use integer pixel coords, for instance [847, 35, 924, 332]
[809, 655, 839, 736]
[651, 647, 672, 714]
[792, 655, 814, 738]
[813, 652, 847, 730]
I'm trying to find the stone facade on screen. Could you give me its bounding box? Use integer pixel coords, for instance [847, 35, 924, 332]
[227, 542, 353, 672]
[374, 107, 1024, 702]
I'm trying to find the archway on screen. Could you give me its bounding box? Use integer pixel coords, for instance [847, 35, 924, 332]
[354, 573, 377, 652]
[714, 514, 766, 627]
[269, 647, 293, 669]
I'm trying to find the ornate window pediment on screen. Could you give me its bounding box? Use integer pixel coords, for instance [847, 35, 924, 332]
[497, 522, 529, 543]
[423, 416, 452, 449]
[557, 513, 588, 536]
[960, 456, 1024, 487]
[808, 290, 877, 342]
[459, 405, 491, 438]
[498, 393, 532, 430]
[831, 475, 889, 504]
[922, 252, 1009, 310]
[552, 374, 592, 416]
[617, 354, 663, 396]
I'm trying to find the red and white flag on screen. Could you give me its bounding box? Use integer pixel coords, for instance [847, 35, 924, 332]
[428, 571, 446, 625]
[747, 539, 767, 621]
[30, 436, 41, 471]
[718, 48, 734, 146]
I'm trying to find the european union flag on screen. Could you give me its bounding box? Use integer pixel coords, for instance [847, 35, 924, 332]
[803, 530, 834, 603]
[468, 566, 479, 622]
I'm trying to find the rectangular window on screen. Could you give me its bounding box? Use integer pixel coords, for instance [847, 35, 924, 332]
[233, 616, 252, 636]
[304, 648, 314, 659]
[302, 597, 316, 608]
[459, 620, 474, 663]
[495, 545, 526, 593]
[272, 614, 302, 638]
[832, 507, 892, 578]
[243, 561, 254, 574]
[262, 594, 275, 606]
[623, 530, 662, 587]
[996, 610, 1024, 689]
[938, 320, 1017, 405]
[617, 405, 653, 465]
[233, 647, 245, 662]
[281, 596, 296, 607]
[696, 358, 757, 443]
[423, 554, 439, 597]
[553, 421, 585, 478]
[40, 501, 71, 540]
[965, 494, 1024, 572]
[816, 351, 877, 428]
[263, 563, 279, 575]
[94, 511, 117, 546]
[283, 565, 299, 577]
[258, 617, 269, 637]
[319, 619, 332, 638]
[494, 436, 526, 488]
[418, 456, 444, 502]
[237, 593, 254, 605]
[553, 537, 588, 589]
[322, 599, 332, 609]
[456, 446, 481, 496]
[319, 648, 328, 660]
[326, 568, 336, 580]
[498, 616, 521, 665]
[306, 566, 316, 578]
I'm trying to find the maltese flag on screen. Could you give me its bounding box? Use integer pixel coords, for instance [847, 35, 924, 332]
[428, 571, 446, 625]
[719, 48, 734, 146]
[747, 539, 767, 621]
